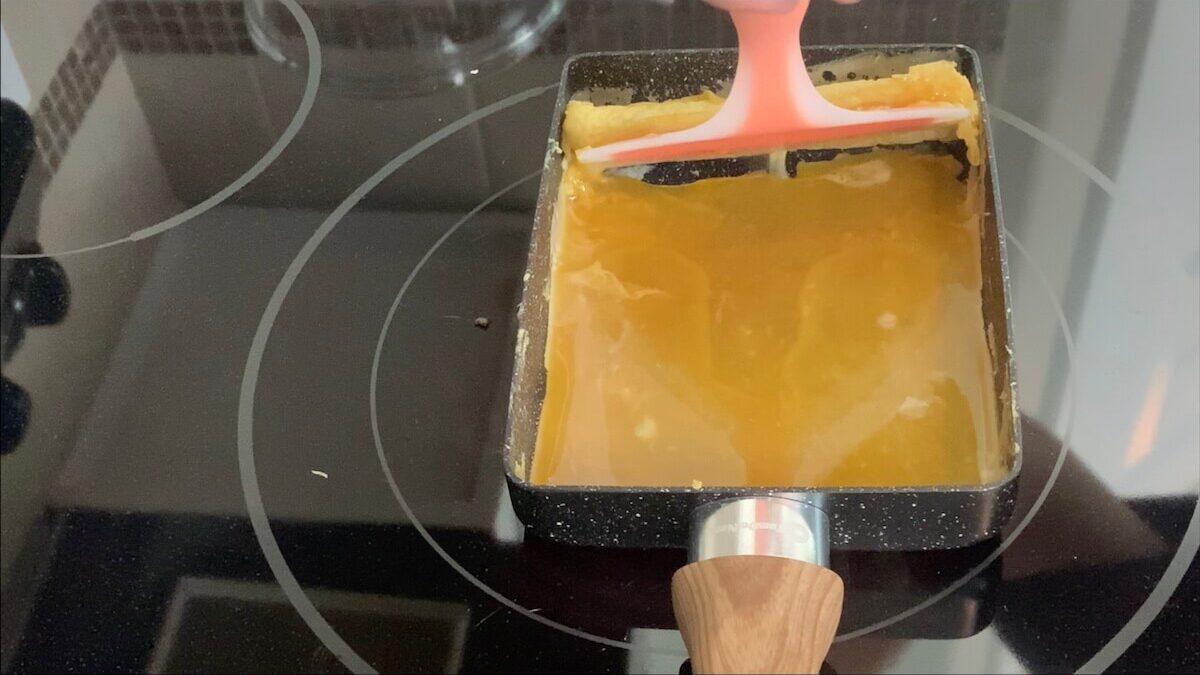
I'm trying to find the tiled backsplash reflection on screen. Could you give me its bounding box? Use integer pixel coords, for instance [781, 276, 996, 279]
[32, 3, 117, 171]
[106, 0, 256, 55]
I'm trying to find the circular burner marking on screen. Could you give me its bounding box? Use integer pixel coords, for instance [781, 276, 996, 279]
[2, 0, 320, 260]
[241, 92, 1197, 673]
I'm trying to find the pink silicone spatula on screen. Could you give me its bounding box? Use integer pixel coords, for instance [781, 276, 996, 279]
[576, 0, 970, 167]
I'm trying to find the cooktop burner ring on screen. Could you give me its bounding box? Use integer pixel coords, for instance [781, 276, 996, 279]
[237, 83, 1194, 672]
[1, 0, 318, 261]
[368, 102, 1195, 664]
[357, 103, 1089, 652]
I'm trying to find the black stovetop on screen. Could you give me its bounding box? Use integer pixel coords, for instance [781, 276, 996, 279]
[1, 1, 1197, 673]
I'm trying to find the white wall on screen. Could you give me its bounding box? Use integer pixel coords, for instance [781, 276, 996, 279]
[1069, 0, 1200, 497]
[0, 1, 95, 99]
[1, 24, 32, 106]
[988, 0, 1136, 421]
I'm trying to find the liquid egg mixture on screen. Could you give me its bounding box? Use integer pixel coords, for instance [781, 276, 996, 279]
[532, 62, 1004, 489]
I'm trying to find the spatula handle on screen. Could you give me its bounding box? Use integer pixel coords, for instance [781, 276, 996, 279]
[672, 556, 843, 674]
[673, 497, 842, 674]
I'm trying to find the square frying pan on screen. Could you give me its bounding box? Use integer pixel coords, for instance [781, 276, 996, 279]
[503, 45, 1021, 554]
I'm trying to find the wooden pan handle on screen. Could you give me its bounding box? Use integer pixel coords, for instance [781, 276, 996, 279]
[672, 555, 844, 674]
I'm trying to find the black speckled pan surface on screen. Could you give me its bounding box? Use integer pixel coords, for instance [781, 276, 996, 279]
[504, 46, 1021, 551]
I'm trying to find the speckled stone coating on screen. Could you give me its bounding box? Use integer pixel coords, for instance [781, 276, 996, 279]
[503, 46, 1021, 551]
[505, 481, 1019, 550]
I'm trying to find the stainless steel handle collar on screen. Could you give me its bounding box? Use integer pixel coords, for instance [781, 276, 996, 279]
[689, 496, 831, 567]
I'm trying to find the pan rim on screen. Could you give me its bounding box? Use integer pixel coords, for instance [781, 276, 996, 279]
[503, 44, 1022, 516]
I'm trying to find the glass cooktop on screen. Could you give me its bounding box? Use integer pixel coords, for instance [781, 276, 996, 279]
[1, 1, 1196, 672]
